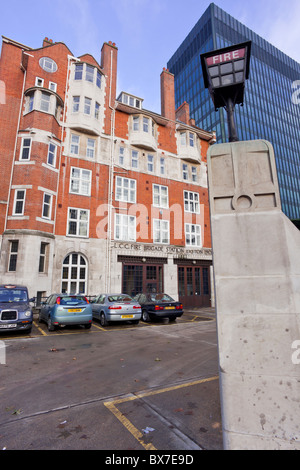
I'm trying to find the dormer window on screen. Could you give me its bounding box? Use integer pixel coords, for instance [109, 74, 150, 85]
[118, 92, 143, 109]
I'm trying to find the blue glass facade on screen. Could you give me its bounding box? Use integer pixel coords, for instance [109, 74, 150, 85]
[167, 3, 300, 220]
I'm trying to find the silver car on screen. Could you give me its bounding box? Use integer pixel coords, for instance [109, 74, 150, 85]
[91, 294, 141, 326]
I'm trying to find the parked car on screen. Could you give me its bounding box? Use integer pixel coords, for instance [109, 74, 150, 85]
[39, 294, 92, 331]
[0, 284, 34, 333]
[134, 293, 184, 322]
[91, 294, 141, 326]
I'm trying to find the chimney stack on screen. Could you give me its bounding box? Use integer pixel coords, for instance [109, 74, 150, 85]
[101, 41, 118, 134]
[160, 68, 175, 121]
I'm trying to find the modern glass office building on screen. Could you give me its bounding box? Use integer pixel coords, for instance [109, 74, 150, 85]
[167, 3, 300, 220]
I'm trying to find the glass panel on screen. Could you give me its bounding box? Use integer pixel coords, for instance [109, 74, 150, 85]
[195, 268, 201, 296]
[187, 268, 193, 296]
[220, 62, 233, 74]
[234, 59, 244, 72]
[221, 74, 234, 85]
[208, 66, 219, 77]
[203, 268, 209, 295]
[212, 77, 220, 87]
[178, 267, 185, 296]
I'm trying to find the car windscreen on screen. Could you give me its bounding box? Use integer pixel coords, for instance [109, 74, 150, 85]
[0, 288, 28, 303]
[60, 296, 87, 305]
[148, 293, 174, 302]
[108, 295, 133, 302]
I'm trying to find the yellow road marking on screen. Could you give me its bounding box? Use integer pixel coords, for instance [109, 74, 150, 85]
[33, 320, 47, 336]
[104, 375, 218, 450]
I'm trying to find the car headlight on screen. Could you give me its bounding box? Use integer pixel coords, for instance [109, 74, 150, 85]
[24, 310, 31, 317]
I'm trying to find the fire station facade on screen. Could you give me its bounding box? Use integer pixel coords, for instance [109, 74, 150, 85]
[0, 36, 215, 308]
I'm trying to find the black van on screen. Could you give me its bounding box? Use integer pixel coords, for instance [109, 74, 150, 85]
[0, 284, 34, 333]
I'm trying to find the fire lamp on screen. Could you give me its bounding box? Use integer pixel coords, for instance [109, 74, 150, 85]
[200, 41, 251, 142]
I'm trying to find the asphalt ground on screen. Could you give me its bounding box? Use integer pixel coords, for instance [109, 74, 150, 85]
[0, 308, 223, 452]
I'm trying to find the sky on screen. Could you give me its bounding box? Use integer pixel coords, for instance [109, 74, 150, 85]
[1, 0, 300, 113]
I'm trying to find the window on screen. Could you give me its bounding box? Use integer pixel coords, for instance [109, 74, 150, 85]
[70, 167, 91, 196]
[13, 189, 26, 215]
[70, 134, 80, 155]
[42, 193, 52, 219]
[114, 214, 136, 241]
[20, 138, 31, 160]
[153, 184, 168, 208]
[39, 57, 57, 73]
[74, 63, 83, 80]
[184, 191, 200, 213]
[49, 81, 57, 92]
[182, 163, 188, 180]
[95, 102, 100, 119]
[147, 154, 154, 172]
[86, 138, 95, 158]
[189, 132, 195, 147]
[35, 77, 44, 87]
[47, 142, 57, 166]
[191, 166, 197, 182]
[8, 240, 19, 272]
[185, 223, 201, 247]
[153, 219, 169, 244]
[84, 97, 91, 115]
[119, 147, 125, 165]
[160, 157, 165, 175]
[131, 150, 138, 168]
[28, 93, 34, 112]
[61, 253, 87, 294]
[143, 117, 149, 133]
[96, 70, 101, 88]
[85, 65, 94, 83]
[39, 242, 49, 273]
[115, 176, 136, 203]
[72, 96, 80, 112]
[67, 208, 89, 237]
[40, 92, 50, 112]
[133, 116, 139, 131]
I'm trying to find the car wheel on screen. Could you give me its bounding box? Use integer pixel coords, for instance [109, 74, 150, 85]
[100, 312, 107, 326]
[47, 317, 55, 331]
[142, 310, 150, 322]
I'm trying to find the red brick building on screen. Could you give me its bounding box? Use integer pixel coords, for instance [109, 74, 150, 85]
[0, 36, 215, 307]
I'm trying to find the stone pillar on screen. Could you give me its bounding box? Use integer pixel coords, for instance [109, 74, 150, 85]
[207, 139, 300, 450]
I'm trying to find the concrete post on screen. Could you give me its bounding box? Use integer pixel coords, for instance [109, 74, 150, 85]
[207, 140, 300, 450]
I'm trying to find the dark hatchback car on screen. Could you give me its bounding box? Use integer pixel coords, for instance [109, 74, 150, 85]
[134, 293, 184, 322]
[0, 284, 34, 333]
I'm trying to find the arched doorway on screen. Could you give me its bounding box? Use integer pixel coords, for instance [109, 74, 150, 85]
[61, 253, 88, 294]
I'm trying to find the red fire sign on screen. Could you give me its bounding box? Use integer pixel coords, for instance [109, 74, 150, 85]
[206, 48, 245, 66]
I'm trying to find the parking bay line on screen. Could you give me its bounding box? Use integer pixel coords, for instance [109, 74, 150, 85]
[104, 375, 218, 451]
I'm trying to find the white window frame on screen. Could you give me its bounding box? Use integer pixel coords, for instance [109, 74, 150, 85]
[143, 116, 149, 133]
[160, 157, 165, 175]
[86, 138, 95, 159]
[42, 193, 52, 220]
[189, 132, 195, 147]
[40, 91, 50, 112]
[131, 150, 138, 168]
[191, 166, 197, 182]
[70, 134, 80, 155]
[19, 137, 32, 161]
[115, 176, 136, 203]
[84, 97, 92, 115]
[74, 63, 83, 80]
[35, 77, 44, 87]
[8, 240, 19, 272]
[153, 219, 169, 244]
[67, 208, 89, 238]
[133, 116, 139, 131]
[182, 163, 188, 180]
[13, 189, 26, 215]
[114, 213, 136, 242]
[95, 102, 100, 119]
[119, 147, 125, 165]
[85, 65, 94, 83]
[185, 223, 202, 247]
[153, 184, 169, 209]
[70, 167, 92, 196]
[72, 96, 80, 113]
[47, 142, 57, 167]
[96, 70, 101, 88]
[147, 154, 154, 172]
[184, 191, 200, 213]
[49, 81, 57, 92]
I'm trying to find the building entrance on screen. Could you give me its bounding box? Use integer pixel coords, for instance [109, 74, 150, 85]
[177, 262, 211, 308]
[119, 257, 166, 297]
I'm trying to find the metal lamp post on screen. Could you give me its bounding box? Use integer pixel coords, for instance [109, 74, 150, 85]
[201, 41, 251, 142]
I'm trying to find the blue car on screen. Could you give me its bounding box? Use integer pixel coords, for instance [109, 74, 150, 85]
[39, 294, 92, 331]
